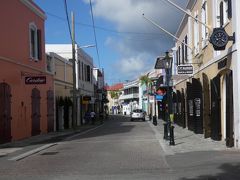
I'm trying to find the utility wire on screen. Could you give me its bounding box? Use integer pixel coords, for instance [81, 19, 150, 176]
[46, 11, 165, 36]
[63, 0, 73, 42]
[89, 0, 101, 68]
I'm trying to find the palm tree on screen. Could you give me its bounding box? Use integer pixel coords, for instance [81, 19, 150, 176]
[139, 74, 152, 116]
[110, 91, 119, 99]
[140, 74, 151, 87]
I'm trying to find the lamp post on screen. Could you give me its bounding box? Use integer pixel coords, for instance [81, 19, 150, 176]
[154, 51, 174, 145]
[164, 52, 174, 145]
[152, 79, 157, 126]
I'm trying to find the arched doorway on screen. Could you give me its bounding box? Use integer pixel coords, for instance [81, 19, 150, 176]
[0, 82, 12, 143]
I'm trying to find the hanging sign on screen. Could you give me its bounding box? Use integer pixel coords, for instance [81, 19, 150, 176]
[177, 65, 193, 75]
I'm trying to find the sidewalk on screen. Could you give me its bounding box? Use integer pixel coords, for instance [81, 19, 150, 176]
[0, 120, 104, 157]
[148, 118, 228, 155]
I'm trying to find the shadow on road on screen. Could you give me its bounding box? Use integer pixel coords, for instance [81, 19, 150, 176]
[180, 163, 240, 180]
[0, 115, 137, 148]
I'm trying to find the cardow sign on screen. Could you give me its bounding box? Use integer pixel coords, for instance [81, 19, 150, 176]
[25, 76, 46, 84]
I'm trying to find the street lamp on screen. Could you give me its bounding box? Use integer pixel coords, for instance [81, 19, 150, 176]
[155, 51, 175, 145]
[151, 78, 157, 126]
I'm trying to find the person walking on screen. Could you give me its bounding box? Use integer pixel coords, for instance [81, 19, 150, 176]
[90, 110, 96, 125]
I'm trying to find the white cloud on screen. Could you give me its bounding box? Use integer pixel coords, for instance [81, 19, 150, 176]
[84, 0, 188, 82]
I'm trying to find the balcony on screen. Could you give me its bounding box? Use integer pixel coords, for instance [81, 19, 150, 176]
[119, 93, 139, 100]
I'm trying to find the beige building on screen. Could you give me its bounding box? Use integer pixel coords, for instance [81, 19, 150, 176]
[46, 52, 73, 130]
[172, 0, 236, 147]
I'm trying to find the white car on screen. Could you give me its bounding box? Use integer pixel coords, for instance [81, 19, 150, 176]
[130, 109, 145, 121]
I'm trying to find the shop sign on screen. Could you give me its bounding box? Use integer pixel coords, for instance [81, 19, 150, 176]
[156, 95, 164, 101]
[83, 96, 91, 101]
[194, 98, 201, 117]
[218, 58, 227, 69]
[25, 76, 46, 84]
[188, 100, 193, 116]
[177, 65, 193, 75]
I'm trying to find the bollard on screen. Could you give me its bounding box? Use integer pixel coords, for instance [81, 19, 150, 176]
[169, 125, 175, 146]
[163, 123, 168, 140]
[152, 115, 157, 126]
[149, 113, 152, 121]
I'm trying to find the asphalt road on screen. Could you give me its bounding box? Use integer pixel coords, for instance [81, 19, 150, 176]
[1, 115, 240, 180]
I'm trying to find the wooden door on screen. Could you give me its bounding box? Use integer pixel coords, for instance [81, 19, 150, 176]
[31, 88, 41, 136]
[202, 73, 211, 138]
[181, 89, 186, 128]
[177, 90, 182, 127]
[186, 82, 194, 131]
[172, 92, 178, 124]
[47, 90, 54, 132]
[192, 78, 203, 134]
[226, 71, 234, 147]
[211, 75, 221, 141]
[0, 83, 12, 143]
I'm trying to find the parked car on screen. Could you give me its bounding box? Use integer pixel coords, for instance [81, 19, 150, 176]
[130, 109, 145, 121]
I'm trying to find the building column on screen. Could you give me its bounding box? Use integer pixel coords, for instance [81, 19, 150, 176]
[232, 0, 240, 148]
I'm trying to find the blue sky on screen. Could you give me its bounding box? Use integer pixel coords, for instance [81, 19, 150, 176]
[34, 0, 187, 85]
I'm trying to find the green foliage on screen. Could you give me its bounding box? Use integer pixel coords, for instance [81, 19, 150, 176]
[140, 75, 151, 87]
[110, 91, 120, 99]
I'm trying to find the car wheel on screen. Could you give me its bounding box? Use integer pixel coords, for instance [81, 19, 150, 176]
[142, 118, 145, 121]
[130, 118, 133, 121]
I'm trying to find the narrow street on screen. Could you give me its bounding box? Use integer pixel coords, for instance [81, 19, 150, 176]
[1, 116, 240, 180]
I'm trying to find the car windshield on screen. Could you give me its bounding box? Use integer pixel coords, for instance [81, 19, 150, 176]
[133, 109, 143, 113]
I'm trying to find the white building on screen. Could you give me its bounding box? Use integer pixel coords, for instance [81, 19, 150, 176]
[119, 79, 139, 115]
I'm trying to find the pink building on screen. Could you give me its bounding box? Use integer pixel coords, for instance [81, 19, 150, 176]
[0, 0, 54, 143]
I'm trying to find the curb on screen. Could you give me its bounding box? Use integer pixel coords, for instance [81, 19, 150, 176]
[9, 143, 57, 161]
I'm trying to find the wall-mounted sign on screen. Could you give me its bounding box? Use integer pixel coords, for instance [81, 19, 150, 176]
[177, 65, 193, 75]
[188, 99, 193, 116]
[156, 95, 164, 101]
[194, 98, 201, 117]
[25, 76, 46, 84]
[218, 58, 227, 69]
[83, 96, 91, 101]
[210, 27, 235, 51]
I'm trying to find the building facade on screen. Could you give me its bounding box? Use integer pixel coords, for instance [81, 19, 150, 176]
[105, 83, 123, 115]
[120, 80, 139, 115]
[172, 0, 238, 147]
[46, 52, 73, 131]
[0, 0, 54, 143]
[46, 44, 94, 125]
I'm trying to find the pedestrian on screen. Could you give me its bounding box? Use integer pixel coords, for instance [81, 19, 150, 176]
[90, 110, 96, 125]
[84, 111, 91, 124]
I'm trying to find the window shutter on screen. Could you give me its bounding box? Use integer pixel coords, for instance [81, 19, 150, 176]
[220, 2, 224, 27]
[37, 29, 42, 60]
[176, 49, 179, 66]
[181, 43, 184, 64]
[185, 36, 188, 62]
[228, 0, 232, 19]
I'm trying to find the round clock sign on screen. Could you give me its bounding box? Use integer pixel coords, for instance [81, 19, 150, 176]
[210, 27, 229, 50]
